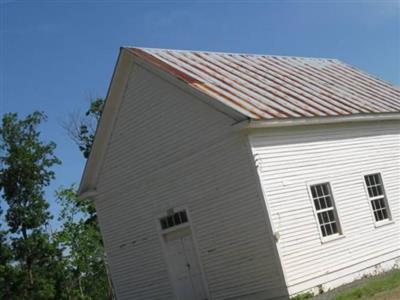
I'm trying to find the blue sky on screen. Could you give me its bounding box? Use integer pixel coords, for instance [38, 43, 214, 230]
[1, 1, 399, 226]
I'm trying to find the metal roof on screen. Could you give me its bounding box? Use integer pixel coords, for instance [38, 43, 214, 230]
[126, 47, 400, 120]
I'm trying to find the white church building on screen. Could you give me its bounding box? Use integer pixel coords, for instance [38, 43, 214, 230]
[79, 47, 400, 300]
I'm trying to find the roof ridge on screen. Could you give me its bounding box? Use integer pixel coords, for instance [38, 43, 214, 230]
[122, 46, 339, 61]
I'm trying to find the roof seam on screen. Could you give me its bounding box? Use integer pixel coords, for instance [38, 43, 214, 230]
[124, 47, 400, 121]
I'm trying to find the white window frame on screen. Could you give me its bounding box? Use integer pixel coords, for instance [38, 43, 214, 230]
[307, 181, 344, 243]
[362, 172, 393, 227]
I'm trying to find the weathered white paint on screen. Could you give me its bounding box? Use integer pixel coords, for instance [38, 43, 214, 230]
[248, 121, 400, 296]
[163, 226, 208, 300]
[83, 48, 400, 299]
[94, 62, 287, 300]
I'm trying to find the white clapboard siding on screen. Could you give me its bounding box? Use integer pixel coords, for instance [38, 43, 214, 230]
[249, 122, 400, 295]
[95, 63, 287, 300]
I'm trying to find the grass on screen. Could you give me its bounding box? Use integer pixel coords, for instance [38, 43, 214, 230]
[290, 269, 400, 300]
[331, 269, 400, 300]
[290, 292, 314, 300]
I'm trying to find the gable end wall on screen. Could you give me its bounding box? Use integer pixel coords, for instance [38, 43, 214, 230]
[94, 63, 288, 300]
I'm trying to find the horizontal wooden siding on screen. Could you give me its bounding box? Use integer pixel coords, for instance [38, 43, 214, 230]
[95, 63, 287, 299]
[249, 122, 400, 294]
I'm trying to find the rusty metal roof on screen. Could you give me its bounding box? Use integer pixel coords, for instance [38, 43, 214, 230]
[126, 47, 400, 120]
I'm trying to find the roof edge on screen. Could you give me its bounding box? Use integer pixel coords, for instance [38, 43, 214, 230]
[78, 47, 247, 197]
[78, 48, 134, 196]
[245, 113, 400, 129]
[122, 46, 339, 61]
[126, 47, 249, 121]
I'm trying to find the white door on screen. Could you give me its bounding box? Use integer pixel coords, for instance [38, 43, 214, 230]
[164, 230, 208, 300]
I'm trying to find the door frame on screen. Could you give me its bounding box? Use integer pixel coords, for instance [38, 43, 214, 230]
[156, 206, 210, 300]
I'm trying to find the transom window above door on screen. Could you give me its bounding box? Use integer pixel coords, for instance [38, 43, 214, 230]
[160, 210, 188, 230]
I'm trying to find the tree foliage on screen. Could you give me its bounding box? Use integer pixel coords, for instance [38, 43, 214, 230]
[58, 97, 114, 298]
[0, 102, 112, 299]
[64, 98, 104, 159]
[63, 97, 114, 298]
[0, 112, 65, 299]
[55, 186, 112, 299]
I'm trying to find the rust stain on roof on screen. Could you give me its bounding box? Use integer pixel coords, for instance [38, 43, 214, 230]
[128, 48, 200, 85]
[126, 47, 400, 120]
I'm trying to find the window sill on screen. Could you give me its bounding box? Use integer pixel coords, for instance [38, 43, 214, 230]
[161, 222, 190, 234]
[321, 233, 345, 244]
[374, 220, 395, 228]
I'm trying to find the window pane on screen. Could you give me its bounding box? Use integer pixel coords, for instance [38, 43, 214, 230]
[160, 210, 188, 230]
[369, 174, 376, 185]
[320, 198, 326, 209]
[372, 204, 389, 222]
[314, 199, 321, 210]
[180, 211, 188, 223]
[311, 183, 341, 237]
[325, 224, 332, 236]
[323, 211, 329, 223]
[382, 209, 388, 219]
[376, 185, 383, 196]
[167, 216, 174, 227]
[321, 225, 327, 237]
[379, 198, 386, 209]
[329, 210, 335, 220]
[365, 175, 371, 186]
[311, 186, 317, 198]
[377, 210, 383, 221]
[174, 213, 181, 225]
[322, 184, 329, 196]
[317, 185, 323, 197]
[364, 174, 390, 222]
[367, 187, 374, 198]
[326, 196, 332, 208]
[375, 199, 382, 209]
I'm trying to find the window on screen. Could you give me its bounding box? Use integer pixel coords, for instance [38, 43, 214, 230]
[310, 183, 341, 237]
[364, 173, 391, 222]
[160, 210, 188, 230]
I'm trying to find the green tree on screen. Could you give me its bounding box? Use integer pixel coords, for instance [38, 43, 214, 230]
[0, 112, 65, 299]
[0, 216, 15, 299]
[55, 186, 112, 299]
[65, 98, 105, 159]
[62, 97, 115, 298]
